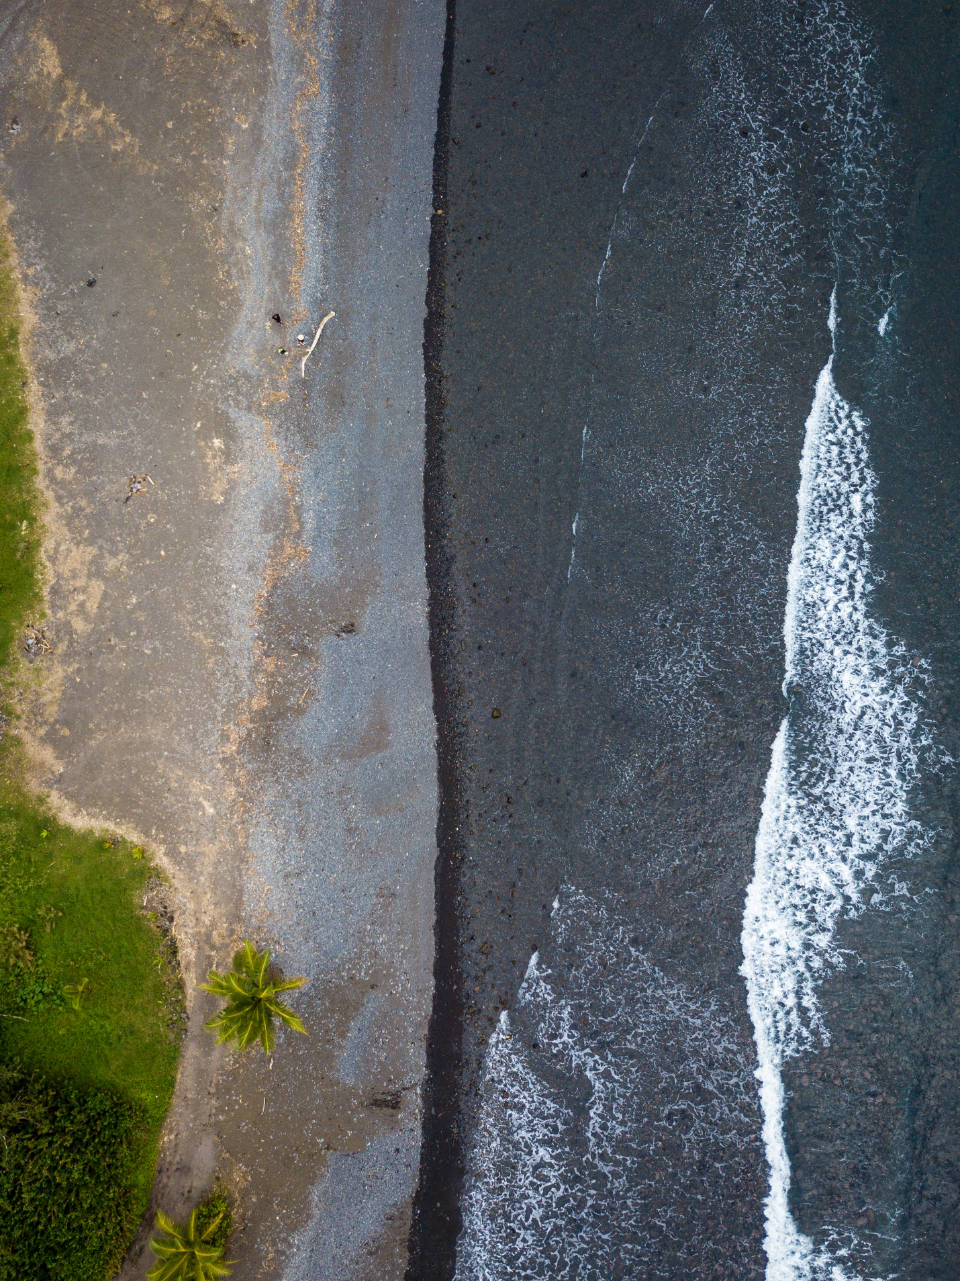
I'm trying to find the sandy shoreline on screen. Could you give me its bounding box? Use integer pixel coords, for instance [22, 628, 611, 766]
[0, 2, 442, 1277]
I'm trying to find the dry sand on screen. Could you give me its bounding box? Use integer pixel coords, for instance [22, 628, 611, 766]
[0, 1, 443, 1276]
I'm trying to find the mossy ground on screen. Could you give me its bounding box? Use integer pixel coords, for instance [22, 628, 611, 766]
[0, 223, 183, 1269]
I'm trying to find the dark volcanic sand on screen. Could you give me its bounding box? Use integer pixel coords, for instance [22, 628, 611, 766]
[411, 2, 960, 1279]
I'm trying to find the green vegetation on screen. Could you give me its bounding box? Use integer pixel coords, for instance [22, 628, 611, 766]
[0, 1061, 147, 1279]
[0, 793, 181, 1116]
[147, 1207, 235, 1281]
[0, 226, 183, 1279]
[194, 1185, 235, 1250]
[146, 1183, 235, 1281]
[201, 939, 306, 1054]
[0, 232, 41, 664]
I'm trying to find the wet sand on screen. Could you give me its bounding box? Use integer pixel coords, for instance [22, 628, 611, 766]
[0, 1, 442, 1277]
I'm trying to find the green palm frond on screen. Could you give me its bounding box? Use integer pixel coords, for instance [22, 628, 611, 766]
[271, 976, 307, 994]
[200, 941, 306, 1054]
[232, 939, 264, 982]
[198, 972, 231, 998]
[256, 1001, 274, 1055]
[147, 1207, 235, 1281]
[226, 970, 253, 999]
[198, 1211, 225, 1242]
[236, 1010, 261, 1051]
[253, 947, 271, 988]
[153, 1209, 180, 1239]
[147, 1259, 185, 1281]
[274, 1003, 306, 1035]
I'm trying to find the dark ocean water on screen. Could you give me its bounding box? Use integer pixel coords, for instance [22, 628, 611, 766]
[411, 3, 960, 1279]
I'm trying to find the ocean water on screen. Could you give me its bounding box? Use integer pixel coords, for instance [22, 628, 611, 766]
[418, 0, 960, 1277]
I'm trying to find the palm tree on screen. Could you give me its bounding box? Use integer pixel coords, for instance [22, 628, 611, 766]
[147, 1208, 234, 1280]
[200, 940, 306, 1054]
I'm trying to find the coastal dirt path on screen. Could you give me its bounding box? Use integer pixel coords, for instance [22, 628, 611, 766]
[0, 1, 443, 1277]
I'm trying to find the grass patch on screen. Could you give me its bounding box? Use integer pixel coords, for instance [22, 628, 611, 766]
[0, 224, 183, 1277]
[0, 225, 41, 659]
[194, 1184, 235, 1250]
[0, 772, 183, 1156]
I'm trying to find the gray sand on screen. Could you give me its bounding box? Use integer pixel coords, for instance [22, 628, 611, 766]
[0, 1, 442, 1276]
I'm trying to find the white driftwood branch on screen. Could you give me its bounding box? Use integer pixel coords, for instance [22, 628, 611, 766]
[301, 310, 336, 378]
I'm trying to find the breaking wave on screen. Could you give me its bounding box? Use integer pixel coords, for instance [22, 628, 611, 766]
[740, 293, 941, 1281]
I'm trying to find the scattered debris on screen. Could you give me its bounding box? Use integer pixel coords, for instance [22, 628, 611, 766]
[334, 620, 357, 637]
[369, 1090, 402, 1111]
[123, 473, 154, 504]
[491, 707, 502, 719]
[86, 277, 96, 288]
[367, 1083, 415, 1110]
[142, 879, 177, 944]
[23, 625, 51, 657]
[301, 309, 336, 378]
[7, 117, 21, 135]
[271, 312, 282, 324]
[296, 333, 306, 345]
[277, 346, 287, 355]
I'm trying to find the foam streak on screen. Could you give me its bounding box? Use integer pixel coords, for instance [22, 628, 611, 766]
[741, 294, 936, 1281]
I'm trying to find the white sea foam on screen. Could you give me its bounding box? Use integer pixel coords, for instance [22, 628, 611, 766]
[741, 294, 938, 1281]
[575, 0, 903, 743]
[455, 889, 760, 1281]
[565, 426, 589, 579]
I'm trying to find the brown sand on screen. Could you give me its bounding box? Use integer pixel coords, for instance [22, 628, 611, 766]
[0, 0, 443, 1276]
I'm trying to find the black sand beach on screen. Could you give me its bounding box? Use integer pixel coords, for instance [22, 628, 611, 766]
[2, 0, 959, 1276]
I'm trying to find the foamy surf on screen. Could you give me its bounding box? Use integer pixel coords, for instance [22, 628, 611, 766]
[454, 888, 761, 1281]
[741, 292, 939, 1281]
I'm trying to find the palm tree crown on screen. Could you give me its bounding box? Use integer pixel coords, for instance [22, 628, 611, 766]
[147, 1208, 234, 1281]
[200, 940, 306, 1054]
